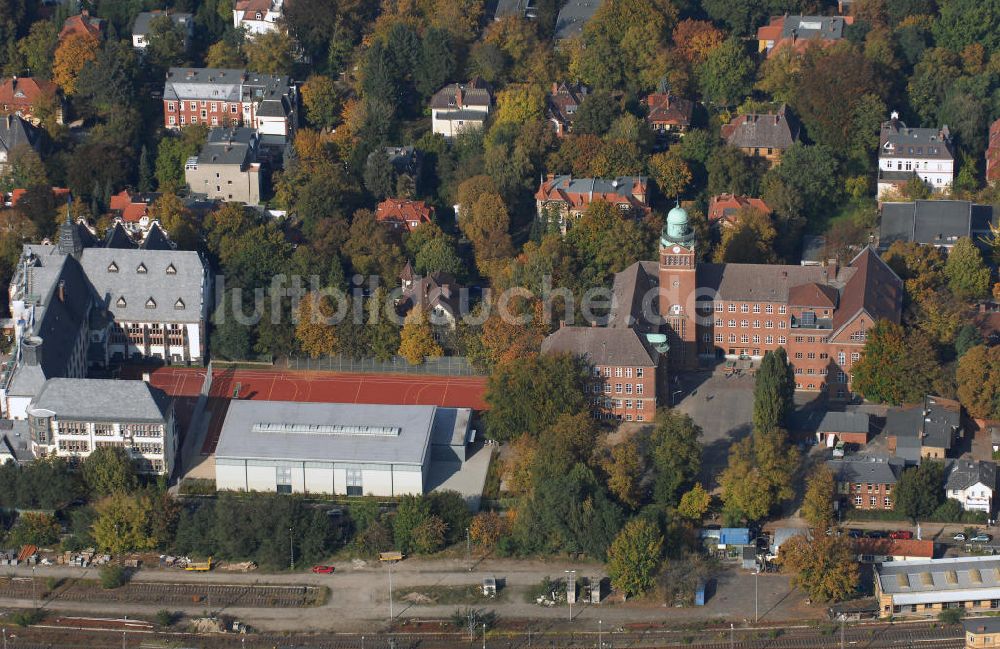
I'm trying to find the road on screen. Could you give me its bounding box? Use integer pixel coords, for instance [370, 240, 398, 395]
[0, 557, 814, 632]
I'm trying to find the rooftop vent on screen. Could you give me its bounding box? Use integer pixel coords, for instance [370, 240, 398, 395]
[252, 422, 402, 437]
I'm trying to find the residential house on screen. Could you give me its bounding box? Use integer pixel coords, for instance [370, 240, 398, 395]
[965, 618, 1000, 648]
[0, 77, 62, 125]
[132, 11, 193, 51]
[109, 190, 160, 234]
[546, 82, 588, 137]
[643, 91, 693, 142]
[491, 0, 534, 21]
[215, 401, 472, 496]
[26, 378, 177, 475]
[945, 460, 996, 513]
[650, 204, 902, 395]
[3, 214, 210, 419]
[878, 200, 995, 252]
[430, 80, 491, 138]
[0, 420, 30, 464]
[876, 556, 1000, 618]
[790, 409, 871, 447]
[59, 10, 104, 41]
[756, 15, 850, 57]
[721, 104, 800, 165]
[827, 456, 901, 511]
[878, 112, 954, 198]
[987, 118, 1000, 187]
[535, 174, 650, 234]
[184, 127, 262, 205]
[233, 0, 286, 36]
[375, 198, 434, 233]
[6, 187, 71, 209]
[397, 271, 465, 334]
[541, 325, 660, 422]
[886, 395, 963, 462]
[707, 194, 771, 228]
[0, 115, 40, 175]
[554, 0, 604, 39]
[163, 67, 297, 140]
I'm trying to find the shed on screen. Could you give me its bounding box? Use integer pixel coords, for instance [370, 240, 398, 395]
[695, 579, 706, 606]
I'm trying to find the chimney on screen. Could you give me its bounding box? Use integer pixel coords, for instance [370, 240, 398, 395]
[81, 8, 89, 16]
[21, 335, 42, 367]
[10, 76, 15, 92]
[455, 85, 463, 108]
[827, 258, 838, 279]
[58, 280, 65, 302]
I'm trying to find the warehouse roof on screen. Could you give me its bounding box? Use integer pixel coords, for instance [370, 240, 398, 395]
[877, 556, 1000, 597]
[216, 401, 463, 466]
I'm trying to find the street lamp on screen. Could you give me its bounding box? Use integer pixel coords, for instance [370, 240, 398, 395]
[754, 569, 759, 624]
[671, 389, 683, 406]
[30, 565, 36, 608]
[482, 622, 486, 649]
[466, 527, 471, 572]
[598, 620, 603, 649]
[388, 560, 394, 621]
[289, 527, 294, 571]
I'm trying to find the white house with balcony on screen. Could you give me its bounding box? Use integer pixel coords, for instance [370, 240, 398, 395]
[26, 378, 177, 475]
[878, 112, 955, 198]
[233, 0, 284, 36]
[945, 460, 996, 513]
[429, 80, 492, 138]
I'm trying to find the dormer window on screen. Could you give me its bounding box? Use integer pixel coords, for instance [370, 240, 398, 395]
[166, 263, 176, 275]
[116, 296, 126, 308]
[107, 261, 118, 273]
[145, 297, 156, 309]
[136, 263, 147, 274]
[174, 298, 185, 310]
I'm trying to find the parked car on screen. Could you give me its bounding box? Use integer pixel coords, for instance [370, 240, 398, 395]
[864, 530, 888, 539]
[847, 529, 864, 538]
[311, 565, 336, 574]
[972, 534, 993, 543]
[954, 533, 967, 542]
[889, 530, 913, 540]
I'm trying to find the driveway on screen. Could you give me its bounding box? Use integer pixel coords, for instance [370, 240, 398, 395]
[672, 372, 755, 488]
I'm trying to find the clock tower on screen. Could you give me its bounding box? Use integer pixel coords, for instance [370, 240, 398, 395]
[658, 203, 699, 370]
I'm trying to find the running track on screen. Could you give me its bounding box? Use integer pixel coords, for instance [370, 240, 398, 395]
[123, 367, 488, 455]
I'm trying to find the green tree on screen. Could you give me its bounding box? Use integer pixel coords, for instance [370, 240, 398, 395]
[934, 0, 1000, 56]
[138, 145, 154, 192]
[607, 518, 664, 597]
[363, 151, 396, 200]
[956, 345, 1000, 420]
[944, 237, 991, 300]
[245, 29, 295, 76]
[677, 483, 712, 522]
[780, 535, 859, 603]
[6, 512, 61, 547]
[852, 321, 941, 405]
[155, 126, 208, 191]
[706, 146, 761, 197]
[954, 324, 983, 358]
[366, 287, 401, 362]
[205, 40, 244, 68]
[650, 409, 703, 507]
[484, 353, 589, 441]
[752, 348, 794, 433]
[800, 465, 835, 530]
[415, 236, 463, 277]
[602, 439, 644, 509]
[392, 495, 432, 555]
[81, 447, 138, 496]
[649, 151, 692, 199]
[301, 74, 342, 130]
[144, 14, 187, 72]
[414, 28, 455, 98]
[398, 307, 443, 365]
[697, 38, 755, 107]
[713, 207, 778, 264]
[17, 20, 57, 79]
[573, 92, 619, 136]
[720, 427, 798, 524]
[91, 493, 158, 554]
[894, 461, 946, 522]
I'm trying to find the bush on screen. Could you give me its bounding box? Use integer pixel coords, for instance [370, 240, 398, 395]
[938, 608, 963, 625]
[155, 609, 175, 627]
[99, 564, 129, 589]
[11, 608, 44, 627]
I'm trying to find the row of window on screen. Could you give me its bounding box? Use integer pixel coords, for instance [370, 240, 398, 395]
[894, 600, 1000, 615]
[707, 333, 786, 345]
[591, 398, 645, 410]
[714, 303, 785, 315]
[714, 319, 786, 330]
[591, 383, 645, 395]
[56, 422, 164, 438]
[593, 366, 645, 378]
[167, 101, 243, 113]
[854, 496, 892, 507]
[169, 115, 241, 127]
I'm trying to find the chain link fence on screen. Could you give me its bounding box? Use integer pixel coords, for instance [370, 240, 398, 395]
[286, 355, 485, 376]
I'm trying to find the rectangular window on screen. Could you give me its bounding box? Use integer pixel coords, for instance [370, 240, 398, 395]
[168, 116, 176, 125]
[765, 336, 773, 344]
[715, 303, 724, 312]
[778, 336, 786, 344]
[635, 368, 643, 378]
[741, 320, 749, 328]
[615, 383, 623, 394]
[615, 367, 623, 377]
[604, 367, 611, 377]
[345, 468, 363, 496]
[729, 320, 736, 328]
[752, 335, 760, 344]
[167, 101, 175, 111]
[740, 334, 749, 344]
[728, 304, 736, 312]
[741, 304, 749, 313]
[851, 352, 860, 362]
[636, 384, 643, 395]
[625, 368, 632, 378]
[753, 320, 760, 329]
[624, 399, 632, 409]
[625, 384, 633, 394]
[190, 101, 197, 111]
[753, 304, 760, 313]
[715, 318, 723, 327]
[765, 305, 773, 314]
[715, 334, 724, 342]
[779, 306, 786, 314]
[838, 352, 846, 365]
[636, 399, 644, 409]
[603, 384, 611, 394]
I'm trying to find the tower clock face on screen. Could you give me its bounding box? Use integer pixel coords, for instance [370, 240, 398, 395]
[672, 246, 680, 253]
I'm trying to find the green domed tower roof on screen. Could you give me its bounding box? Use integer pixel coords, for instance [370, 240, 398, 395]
[660, 201, 696, 249]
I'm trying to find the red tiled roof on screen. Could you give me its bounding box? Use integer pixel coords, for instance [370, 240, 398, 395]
[236, 0, 271, 10]
[756, 17, 784, 42]
[788, 282, 839, 308]
[109, 190, 156, 223]
[829, 247, 903, 335]
[534, 175, 649, 212]
[9, 187, 70, 206]
[707, 193, 771, 225]
[643, 92, 693, 127]
[375, 198, 434, 233]
[59, 13, 103, 40]
[853, 538, 933, 559]
[0, 77, 58, 108]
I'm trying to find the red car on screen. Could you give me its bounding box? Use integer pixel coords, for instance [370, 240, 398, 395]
[311, 565, 336, 574]
[889, 530, 913, 540]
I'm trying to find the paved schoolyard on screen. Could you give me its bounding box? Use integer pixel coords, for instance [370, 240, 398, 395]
[673, 372, 755, 488]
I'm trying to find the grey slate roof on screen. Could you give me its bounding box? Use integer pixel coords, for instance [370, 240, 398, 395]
[555, 0, 604, 39]
[79, 247, 206, 324]
[945, 460, 997, 491]
[722, 105, 800, 151]
[879, 200, 995, 249]
[29, 378, 171, 423]
[541, 325, 658, 367]
[609, 261, 659, 332]
[164, 68, 243, 102]
[197, 127, 258, 166]
[880, 118, 953, 160]
[966, 618, 1000, 635]
[140, 222, 174, 250]
[429, 81, 491, 110]
[790, 410, 870, 434]
[215, 401, 444, 466]
[104, 222, 137, 249]
[429, 407, 472, 447]
[827, 456, 901, 485]
[0, 420, 31, 463]
[885, 395, 961, 452]
[133, 11, 192, 36]
[0, 115, 38, 157]
[696, 262, 851, 302]
[780, 15, 847, 40]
